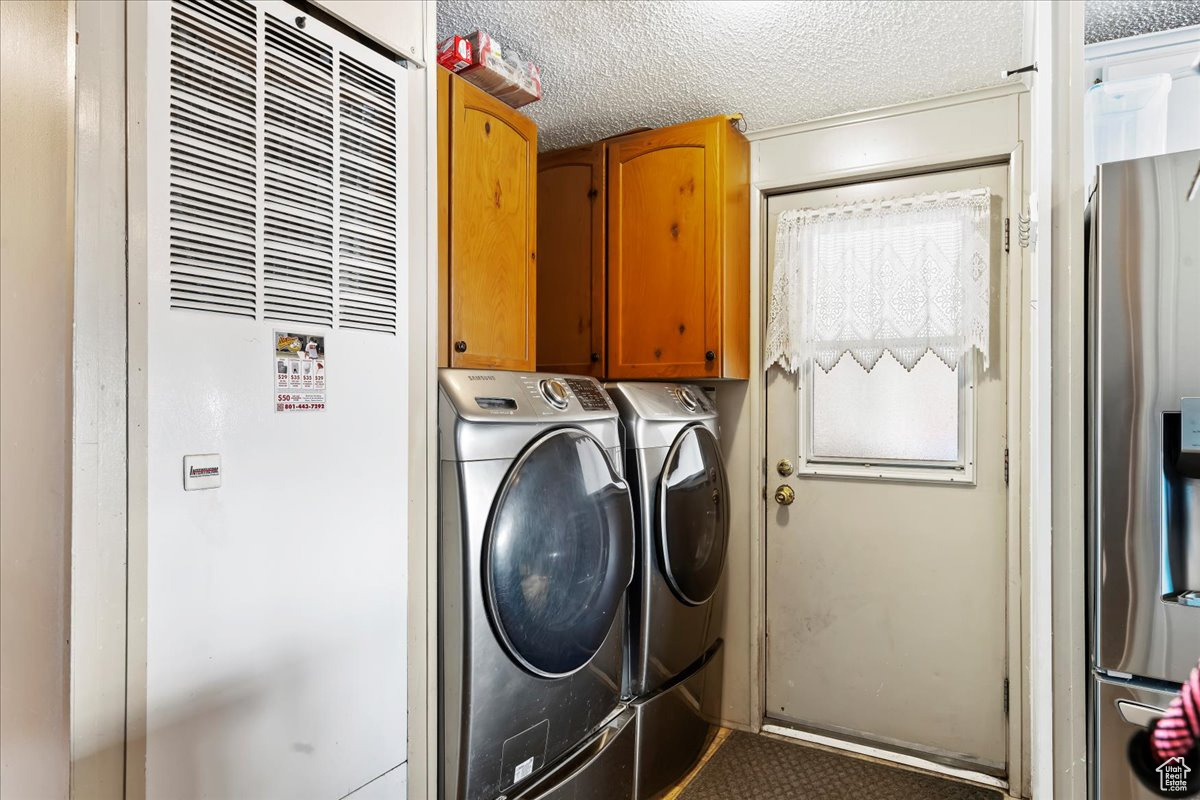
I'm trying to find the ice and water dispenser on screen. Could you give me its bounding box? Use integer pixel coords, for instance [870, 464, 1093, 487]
[1165, 397, 1200, 606]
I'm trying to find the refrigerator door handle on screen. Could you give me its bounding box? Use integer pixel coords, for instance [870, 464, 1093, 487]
[1116, 699, 1168, 728]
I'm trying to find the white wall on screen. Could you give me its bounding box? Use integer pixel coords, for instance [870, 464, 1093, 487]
[0, 1, 74, 796]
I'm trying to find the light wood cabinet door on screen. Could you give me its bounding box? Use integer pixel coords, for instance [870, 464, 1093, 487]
[536, 144, 604, 376]
[448, 75, 537, 370]
[607, 116, 748, 379]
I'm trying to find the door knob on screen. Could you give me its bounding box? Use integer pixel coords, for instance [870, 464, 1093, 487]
[774, 485, 795, 506]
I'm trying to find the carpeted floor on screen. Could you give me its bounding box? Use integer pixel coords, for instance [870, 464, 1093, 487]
[677, 731, 1003, 800]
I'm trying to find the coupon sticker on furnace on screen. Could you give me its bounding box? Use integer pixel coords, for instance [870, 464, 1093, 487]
[274, 331, 327, 412]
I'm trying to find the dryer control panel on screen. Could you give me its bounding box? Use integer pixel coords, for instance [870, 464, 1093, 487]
[607, 382, 717, 419]
[669, 385, 714, 414]
[440, 370, 618, 422]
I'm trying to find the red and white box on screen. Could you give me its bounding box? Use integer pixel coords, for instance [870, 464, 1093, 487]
[457, 30, 543, 108]
[437, 35, 472, 73]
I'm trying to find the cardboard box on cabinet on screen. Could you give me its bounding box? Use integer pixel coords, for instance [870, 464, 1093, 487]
[458, 30, 543, 108]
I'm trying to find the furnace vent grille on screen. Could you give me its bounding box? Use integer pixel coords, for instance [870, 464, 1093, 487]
[166, 0, 401, 333]
[262, 14, 335, 328]
[337, 53, 399, 333]
[168, 0, 258, 318]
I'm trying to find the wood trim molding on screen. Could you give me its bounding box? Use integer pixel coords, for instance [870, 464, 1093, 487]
[747, 82, 1027, 143]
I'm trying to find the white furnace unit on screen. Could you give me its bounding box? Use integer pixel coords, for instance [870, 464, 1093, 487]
[130, 1, 411, 796]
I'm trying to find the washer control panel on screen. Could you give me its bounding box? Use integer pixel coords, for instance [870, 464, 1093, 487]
[500, 373, 615, 416]
[444, 371, 620, 422]
[539, 378, 570, 409]
[565, 378, 612, 412]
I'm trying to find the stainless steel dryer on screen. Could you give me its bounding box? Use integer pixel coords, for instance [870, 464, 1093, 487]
[607, 382, 729, 800]
[439, 370, 636, 800]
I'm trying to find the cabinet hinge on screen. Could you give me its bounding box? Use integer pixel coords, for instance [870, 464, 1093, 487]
[587, 187, 598, 200]
[1003, 678, 1010, 715]
[1003, 218, 1010, 253]
[1003, 447, 1009, 486]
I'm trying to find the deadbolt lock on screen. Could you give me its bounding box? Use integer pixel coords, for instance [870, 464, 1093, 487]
[774, 485, 795, 506]
[776, 458, 794, 477]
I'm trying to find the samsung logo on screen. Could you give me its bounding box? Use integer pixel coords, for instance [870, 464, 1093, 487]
[467, 375, 496, 381]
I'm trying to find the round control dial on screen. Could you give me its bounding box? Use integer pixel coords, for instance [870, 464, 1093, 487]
[677, 386, 699, 411]
[540, 378, 570, 409]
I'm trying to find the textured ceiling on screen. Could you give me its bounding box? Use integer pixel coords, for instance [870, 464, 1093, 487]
[438, 0, 1025, 151]
[1084, 0, 1200, 44]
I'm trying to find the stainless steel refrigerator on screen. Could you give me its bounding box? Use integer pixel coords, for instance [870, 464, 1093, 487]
[1088, 149, 1200, 799]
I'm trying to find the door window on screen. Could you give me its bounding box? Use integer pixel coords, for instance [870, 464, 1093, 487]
[485, 429, 634, 677]
[802, 351, 975, 482]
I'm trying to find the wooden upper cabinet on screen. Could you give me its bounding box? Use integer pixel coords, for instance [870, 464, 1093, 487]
[606, 115, 749, 379]
[536, 143, 605, 376]
[442, 70, 537, 370]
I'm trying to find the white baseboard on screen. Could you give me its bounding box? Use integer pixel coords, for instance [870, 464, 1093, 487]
[760, 723, 1010, 793]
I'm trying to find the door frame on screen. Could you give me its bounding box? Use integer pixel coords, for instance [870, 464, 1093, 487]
[760, 158, 1020, 786]
[739, 84, 1032, 795]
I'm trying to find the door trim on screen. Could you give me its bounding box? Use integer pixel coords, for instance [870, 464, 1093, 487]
[748, 138, 1030, 792]
[761, 724, 1009, 791]
[71, 3, 126, 798]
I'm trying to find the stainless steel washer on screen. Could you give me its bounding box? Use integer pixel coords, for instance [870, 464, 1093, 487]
[439, 370, 636, 800]
[606, 382, 729, 800]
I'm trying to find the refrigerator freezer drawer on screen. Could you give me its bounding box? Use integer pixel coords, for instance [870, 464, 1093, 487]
[1093, 676, 1180, 800]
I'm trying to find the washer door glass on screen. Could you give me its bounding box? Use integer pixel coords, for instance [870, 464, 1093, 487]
[485, 428, 635, 678]
[657, 425, 729, 606]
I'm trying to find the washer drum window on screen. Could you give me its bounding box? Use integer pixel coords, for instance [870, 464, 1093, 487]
[485, 429, 635, 678]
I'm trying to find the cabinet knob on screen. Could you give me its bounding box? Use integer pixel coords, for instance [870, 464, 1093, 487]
[705, 350, 716, 362]
[591, 352, 600, 363]
[454, 340, 467, 353]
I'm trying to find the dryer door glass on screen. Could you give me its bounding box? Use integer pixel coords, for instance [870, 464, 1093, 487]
[658, 426, 729, 606]
[485, 429, 635, 678]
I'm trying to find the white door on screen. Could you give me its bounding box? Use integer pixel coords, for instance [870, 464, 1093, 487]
[764, 164, 1011, 773]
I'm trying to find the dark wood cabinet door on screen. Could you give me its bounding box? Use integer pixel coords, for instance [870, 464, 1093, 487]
[606, 119, 721, 379]
[448, 76, 537, 370]
[536, 143, 604, 376]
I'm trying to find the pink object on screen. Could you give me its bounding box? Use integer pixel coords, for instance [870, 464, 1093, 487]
[1153, 660, 1200, 761]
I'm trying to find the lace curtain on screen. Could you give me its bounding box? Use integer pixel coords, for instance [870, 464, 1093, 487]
[765, 188, 992, 374]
